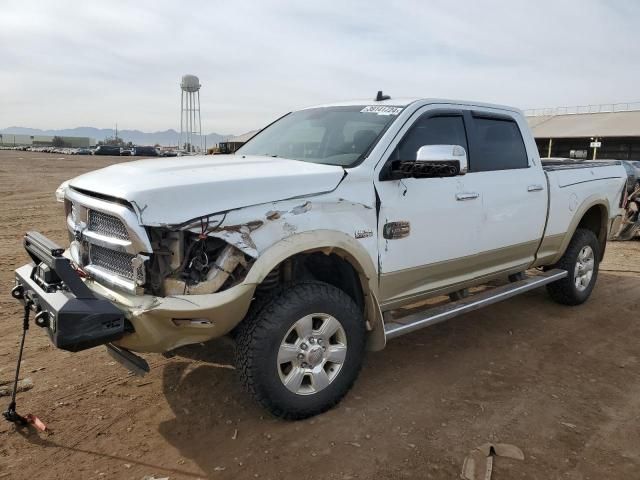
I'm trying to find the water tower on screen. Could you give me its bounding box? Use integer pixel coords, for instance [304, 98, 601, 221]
[180, 74, 202, 153]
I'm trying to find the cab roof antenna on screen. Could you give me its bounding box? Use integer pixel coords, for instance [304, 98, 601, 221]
[375, 90, 390, 101]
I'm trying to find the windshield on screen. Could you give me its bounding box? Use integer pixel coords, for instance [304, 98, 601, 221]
[236, 105, 402, 166]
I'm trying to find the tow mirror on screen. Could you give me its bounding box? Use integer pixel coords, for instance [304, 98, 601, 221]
[388, 144, 468, 179]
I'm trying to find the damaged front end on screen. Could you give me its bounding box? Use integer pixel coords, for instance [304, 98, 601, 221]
[97, 218, 262, 352]
[43, 187, 264, 353]
[64, 187, 257, 300]
[24, 181, 370, 354]
[83, 215, 265, 352]
[146, 220, 259, 297]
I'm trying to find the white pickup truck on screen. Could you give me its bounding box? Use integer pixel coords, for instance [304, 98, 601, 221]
[13, 95, 628, 420]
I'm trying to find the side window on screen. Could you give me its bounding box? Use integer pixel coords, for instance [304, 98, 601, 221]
[391, 115, 468, 161]
[471, 117, 528, 172]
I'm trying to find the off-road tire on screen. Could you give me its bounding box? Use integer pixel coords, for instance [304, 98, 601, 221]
[546, 228, 600, 306]
[235, 281, 366, 420]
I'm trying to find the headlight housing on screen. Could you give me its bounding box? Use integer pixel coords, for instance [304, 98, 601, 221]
[55, 180, 71, 203]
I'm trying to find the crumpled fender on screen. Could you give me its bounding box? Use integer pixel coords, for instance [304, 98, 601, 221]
[242, 229, 386, 351]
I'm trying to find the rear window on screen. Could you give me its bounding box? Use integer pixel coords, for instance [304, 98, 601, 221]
[471, 117, 528, 172]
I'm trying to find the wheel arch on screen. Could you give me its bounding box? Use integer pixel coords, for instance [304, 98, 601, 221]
[243, 230, 386, 351]
[552, 197, 610, 264]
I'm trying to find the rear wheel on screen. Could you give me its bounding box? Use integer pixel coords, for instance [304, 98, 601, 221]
[546, 228, 600, 305]
[235, 282, 365, 420]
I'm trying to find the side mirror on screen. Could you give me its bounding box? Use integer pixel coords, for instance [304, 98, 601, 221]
[388, 144, 468, 179]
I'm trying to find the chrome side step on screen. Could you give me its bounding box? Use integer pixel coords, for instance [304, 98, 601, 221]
[384, 269, 567, 340]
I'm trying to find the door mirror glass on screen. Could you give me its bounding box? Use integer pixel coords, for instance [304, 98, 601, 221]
[389, 144, 468, 179]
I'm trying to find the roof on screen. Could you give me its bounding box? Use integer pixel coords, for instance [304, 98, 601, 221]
[304, 97, 522, 114]
[304, 98, 421, 108]
[527, 110, 640, 138]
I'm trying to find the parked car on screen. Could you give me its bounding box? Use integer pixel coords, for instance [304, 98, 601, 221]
[93, 145, 121, 156]
[611, 160, 640, 240]
[629, 160, 640, 188]
[615, 186, 640, 240]
[132, 146, 159, 156]
[619, 160, 639, 193]
[120, 148, 133, 156]
[14, 96, 628, 420]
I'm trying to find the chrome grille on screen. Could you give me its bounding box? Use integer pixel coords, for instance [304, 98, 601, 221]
[88, 210, 129, 240]
[89, 244, 137, 281]
[66, 189, 150, 294]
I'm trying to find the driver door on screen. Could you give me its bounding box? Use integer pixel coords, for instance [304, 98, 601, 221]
[375, 108, 484, 308]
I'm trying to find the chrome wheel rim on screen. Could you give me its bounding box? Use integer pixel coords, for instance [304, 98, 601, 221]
[277, 313, 347, 396]
[574, 245, 595, 292]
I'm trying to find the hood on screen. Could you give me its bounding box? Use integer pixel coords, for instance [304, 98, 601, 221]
[69, 154, 345, 226]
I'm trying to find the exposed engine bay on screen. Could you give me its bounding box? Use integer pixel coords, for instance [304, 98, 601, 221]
[146, 225, 251, 296]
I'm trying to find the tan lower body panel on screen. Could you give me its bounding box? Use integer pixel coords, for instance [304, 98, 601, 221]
[532, 233, 565, 267]
[379, 240, 539, 310]
[84, 278, 256, 353]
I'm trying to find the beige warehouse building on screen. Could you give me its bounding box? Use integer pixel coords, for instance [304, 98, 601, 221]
[0, 133, 96, 148]
[526, 103, 640, 160]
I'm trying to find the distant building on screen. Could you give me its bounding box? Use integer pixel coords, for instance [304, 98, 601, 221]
[217, 130, 257, 154]
[0, 134, 96, 148]
[526, 103, 640, 160]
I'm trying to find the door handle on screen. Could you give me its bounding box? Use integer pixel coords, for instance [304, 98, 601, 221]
[456, 192, 480, 201]
[527, 184, 544, 192]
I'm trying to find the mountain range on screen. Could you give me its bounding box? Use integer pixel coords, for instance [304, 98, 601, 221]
[0, 126, 246, 147]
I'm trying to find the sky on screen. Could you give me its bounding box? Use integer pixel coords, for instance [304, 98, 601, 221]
[1, 0, 640, 135]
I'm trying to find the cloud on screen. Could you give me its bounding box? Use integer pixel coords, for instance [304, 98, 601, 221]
[1, 0, 639, 133]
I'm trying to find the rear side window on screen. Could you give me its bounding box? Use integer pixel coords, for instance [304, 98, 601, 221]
[391, 115, 468, 161]
[471, 117, 528, 172]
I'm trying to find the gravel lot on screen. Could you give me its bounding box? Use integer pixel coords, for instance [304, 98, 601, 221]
[1, 150, 639, 480]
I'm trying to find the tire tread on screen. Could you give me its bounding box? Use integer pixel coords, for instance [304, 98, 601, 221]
[546, 228, 600, 306]
[235, 281, 365, 420]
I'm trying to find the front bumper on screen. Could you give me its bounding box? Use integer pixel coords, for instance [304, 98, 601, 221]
[14, 231, 255, 354]
[86, 277, 255, 353]
[14, 232, 126, 352]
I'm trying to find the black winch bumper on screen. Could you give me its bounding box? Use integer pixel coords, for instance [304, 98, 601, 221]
[12, 231, 126, 352]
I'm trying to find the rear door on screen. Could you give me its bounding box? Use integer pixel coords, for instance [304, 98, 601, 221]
[463, 110, 547, 271]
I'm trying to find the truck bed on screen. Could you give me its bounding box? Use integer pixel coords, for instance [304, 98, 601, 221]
[541, 161, 625, 253]
[542, 158, 622, 171]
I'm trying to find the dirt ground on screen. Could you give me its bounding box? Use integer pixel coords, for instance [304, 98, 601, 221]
[1, 150, 639, 480]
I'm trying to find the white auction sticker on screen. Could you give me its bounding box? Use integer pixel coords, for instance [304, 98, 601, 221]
[360, 105, 403, 115]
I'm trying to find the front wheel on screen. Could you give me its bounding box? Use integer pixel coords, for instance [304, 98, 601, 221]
[235, 282, 366, 420]
[546, 228, 600, 305]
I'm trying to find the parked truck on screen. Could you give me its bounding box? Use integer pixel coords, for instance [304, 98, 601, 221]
[12, 95, 628, 420]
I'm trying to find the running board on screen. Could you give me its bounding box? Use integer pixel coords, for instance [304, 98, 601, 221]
[384, 269, 567, 340]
